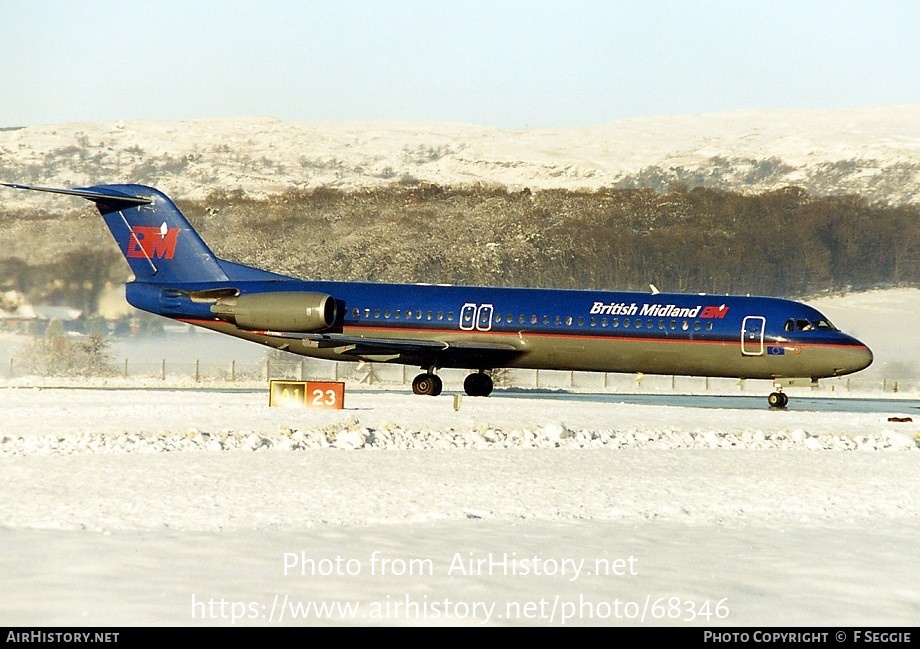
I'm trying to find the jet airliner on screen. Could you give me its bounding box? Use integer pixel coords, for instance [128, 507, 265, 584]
[3, 183, 873, 407]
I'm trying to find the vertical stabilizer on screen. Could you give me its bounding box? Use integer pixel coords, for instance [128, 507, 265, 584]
[3, 183, 229, 284]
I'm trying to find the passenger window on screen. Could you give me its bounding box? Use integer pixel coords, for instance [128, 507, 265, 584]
[601, 318, 608, 327]
[577, 316, 584, 326]
[682, 321, 689, 330]
[590, 317, 596, 327]
[543, 315, 549, 324]
[405, 310, 412, 319]
[384, 309, 391, 319]
[447, 312, 454, 321]
[437, 312, 444, 320]
[706, 322, 713, 331]
[531, 315, 537, 324]
[670, 320, 677, 330]
[519, 314, 525, 324]
[555, 315, 562, 325]
[566, 316, 573, 326]
[416, 311, 423, 320]
[623, 319, 630, 328]
[659, 320, 665, 330]
[364, 308, 371, 318]
[635, 319, 642, 329]
[694, 321, 701, 331]
[352, 308, 359, 317]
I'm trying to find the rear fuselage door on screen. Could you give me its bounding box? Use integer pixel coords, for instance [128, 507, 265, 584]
[741, 316, 766, 356]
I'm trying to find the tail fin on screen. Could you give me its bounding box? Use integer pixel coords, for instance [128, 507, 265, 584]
[4, 183, 229, 284]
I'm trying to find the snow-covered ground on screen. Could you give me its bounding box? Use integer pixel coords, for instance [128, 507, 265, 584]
[0, 288, 918, 627]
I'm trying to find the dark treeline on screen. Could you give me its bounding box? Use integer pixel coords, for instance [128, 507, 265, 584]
[186, 184, 919, 297]
[1, 184, 918, 316]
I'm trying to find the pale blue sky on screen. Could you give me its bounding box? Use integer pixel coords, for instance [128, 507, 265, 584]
[2, 0, 917, 128]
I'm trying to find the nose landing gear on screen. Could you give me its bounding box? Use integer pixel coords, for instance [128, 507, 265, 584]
[767, 391, 789, 408]
[768, 378, 818, 408]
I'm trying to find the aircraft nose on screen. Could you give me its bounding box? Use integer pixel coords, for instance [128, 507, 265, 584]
[836, 341, 873, 376]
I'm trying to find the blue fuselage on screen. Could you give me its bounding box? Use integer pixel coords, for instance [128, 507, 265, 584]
[126, 278, 873, 381]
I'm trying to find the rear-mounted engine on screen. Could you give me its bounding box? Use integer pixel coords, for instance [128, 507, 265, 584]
[210, 291, 337, 332]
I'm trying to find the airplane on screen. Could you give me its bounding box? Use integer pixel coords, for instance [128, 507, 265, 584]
[2, 182, 873, 407]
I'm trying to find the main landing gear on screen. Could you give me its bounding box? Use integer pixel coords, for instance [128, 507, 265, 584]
[463, 371, 493, 397]
[411, 372, 443, 396]
[411, 369, 494, 397]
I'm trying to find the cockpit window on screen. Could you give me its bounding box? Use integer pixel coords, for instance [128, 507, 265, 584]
[785, 317, 838, 332]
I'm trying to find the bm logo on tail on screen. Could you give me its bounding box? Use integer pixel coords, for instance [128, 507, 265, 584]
[127, 221, 179, 260]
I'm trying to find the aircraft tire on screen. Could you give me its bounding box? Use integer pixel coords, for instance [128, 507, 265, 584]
[768, 392, 788, 408]
[464, 372, 493, 397]
[412, 373, 442, 396]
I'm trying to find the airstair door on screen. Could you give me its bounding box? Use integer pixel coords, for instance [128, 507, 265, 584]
[741, 316, 765, 356]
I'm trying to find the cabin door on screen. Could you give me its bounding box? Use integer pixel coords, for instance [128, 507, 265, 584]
[460, 303, 495, 332]
[741, 316, 765, 356]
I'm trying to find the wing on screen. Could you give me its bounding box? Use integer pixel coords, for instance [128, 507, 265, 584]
[258, 330, 524, 368]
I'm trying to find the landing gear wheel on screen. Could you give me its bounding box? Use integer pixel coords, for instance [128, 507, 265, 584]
[412, 373, 442, 396]
[768, 391, 788, 408]
[463, 372, 493, 397]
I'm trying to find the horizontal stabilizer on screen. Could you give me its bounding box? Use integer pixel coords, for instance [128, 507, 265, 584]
[1, 183, 152, 206]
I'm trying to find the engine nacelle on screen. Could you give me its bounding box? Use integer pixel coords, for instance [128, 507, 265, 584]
[210, 291, 337, 332]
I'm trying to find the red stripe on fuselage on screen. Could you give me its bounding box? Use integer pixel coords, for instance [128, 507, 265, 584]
[174, 318, 861, 352]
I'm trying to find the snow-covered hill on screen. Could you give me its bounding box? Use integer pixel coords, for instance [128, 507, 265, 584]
[2, 104, 918, 206]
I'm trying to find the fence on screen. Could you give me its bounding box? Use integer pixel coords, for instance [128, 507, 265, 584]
[3, 355, 915, 395]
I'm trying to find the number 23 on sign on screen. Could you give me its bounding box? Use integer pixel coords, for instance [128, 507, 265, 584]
[269, 380, 345, 410]
[307, 381, 345, 409]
